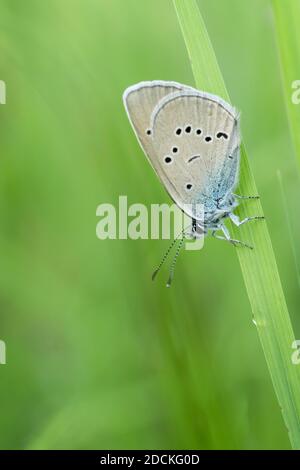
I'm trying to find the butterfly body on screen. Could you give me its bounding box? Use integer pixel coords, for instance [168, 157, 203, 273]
[192, 194, 238, 239]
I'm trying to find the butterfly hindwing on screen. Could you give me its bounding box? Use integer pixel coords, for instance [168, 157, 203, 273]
[150, 91, 240, 217]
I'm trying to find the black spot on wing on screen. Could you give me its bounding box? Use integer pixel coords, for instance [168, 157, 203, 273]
[217, 132, 228, 139]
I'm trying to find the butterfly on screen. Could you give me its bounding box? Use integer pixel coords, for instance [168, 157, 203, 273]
[123, 81, 263, 285]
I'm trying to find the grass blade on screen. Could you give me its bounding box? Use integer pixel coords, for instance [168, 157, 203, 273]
[272, 0, 300, 169]
[173, 0, 300, 449]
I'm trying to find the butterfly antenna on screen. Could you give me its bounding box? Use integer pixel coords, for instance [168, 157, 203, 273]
[152, 224, 191, 281]
[166, 236, 185, 288]
[152, 237, 180, 281]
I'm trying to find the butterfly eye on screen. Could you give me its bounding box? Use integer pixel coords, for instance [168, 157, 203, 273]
[172, 146, 178, 154]
[186, 183, 193, 190]
[146, 129, 152, 135]
[217, 132, 228, 139]
[205, 136, 212, 142]
[175, 128, 182, 135]
[164, 156, 172, 164]
[185, 126, 192, 133]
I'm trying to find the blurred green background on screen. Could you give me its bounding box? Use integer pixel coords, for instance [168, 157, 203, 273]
[0, 0, 300, 450]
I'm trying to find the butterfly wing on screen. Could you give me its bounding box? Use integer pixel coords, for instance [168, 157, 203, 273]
[150, 91, 240, 218]
[123, 81, 195, 179]
[123, 82, 240, 220]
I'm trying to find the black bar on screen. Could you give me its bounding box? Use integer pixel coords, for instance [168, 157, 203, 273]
[0, 450, 298, 467]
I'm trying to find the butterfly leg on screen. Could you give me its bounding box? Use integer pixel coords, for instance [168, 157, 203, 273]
[212, 224, 253, 249]
[233, 193, 260, 200]
[229, 212, 265, 227]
